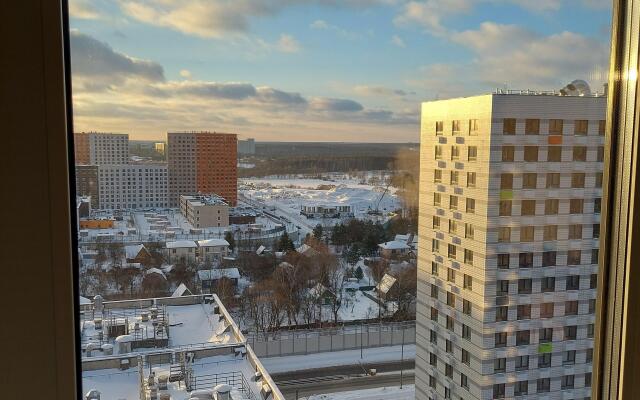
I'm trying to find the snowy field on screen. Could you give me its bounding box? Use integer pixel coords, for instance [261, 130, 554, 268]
[305, 385, 415, 400]
[240, 174, 400, 229]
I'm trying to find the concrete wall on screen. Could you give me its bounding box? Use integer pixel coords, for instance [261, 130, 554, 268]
[248, 323, 416, 358]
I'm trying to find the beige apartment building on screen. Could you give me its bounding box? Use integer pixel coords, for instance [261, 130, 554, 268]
[179, 194, 229, 228]
[416, 92, 605, 400]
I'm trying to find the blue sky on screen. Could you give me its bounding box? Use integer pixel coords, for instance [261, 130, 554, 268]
[69, 0, 612, 142]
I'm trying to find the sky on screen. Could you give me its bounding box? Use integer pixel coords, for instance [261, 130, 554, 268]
[69, 0, 612, 142]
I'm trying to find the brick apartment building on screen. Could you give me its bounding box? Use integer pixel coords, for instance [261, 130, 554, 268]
[167, 132, 238, 206]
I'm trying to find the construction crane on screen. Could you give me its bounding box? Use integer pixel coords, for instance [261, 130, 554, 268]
[368, 182, 391, 216]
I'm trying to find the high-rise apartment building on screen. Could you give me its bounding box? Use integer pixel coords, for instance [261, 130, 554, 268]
[97, 163, 168, 210]
[167, 131, 237, 206]
[416, 93, 605, 400]
[75, 165, 99, 208]
[74, 132, 129, 165]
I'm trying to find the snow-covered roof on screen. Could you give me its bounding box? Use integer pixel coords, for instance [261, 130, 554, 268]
[124, 243, 145, 259]
[197, 239, 230, 247]
[198, 268, 241, 281]
[376, 273, 397, 294]
[145, 267, 166, 279]
[172, 283, 192, 297]
[256, 245, 266, 255]
[378, 240, 411, 250]
[394, 234, 410, 242]
[166, 240, 197, 249]
[79, 296, 92, 305]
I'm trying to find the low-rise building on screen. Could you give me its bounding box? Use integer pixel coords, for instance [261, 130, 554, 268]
[166, 240, 197, 263]
[378, 240, 411, 259]
[300, 204, 353, 219]
[197, 239, 230, 264]
[198, 268, 241, 292]
[124, 243, 152, 265]
[180, 194, 230, 228]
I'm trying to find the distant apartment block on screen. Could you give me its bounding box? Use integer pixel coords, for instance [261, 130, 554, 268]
[154, 142, 166, 155]
[168, 131, 238, 206]
[75, 165, 99, 208]
[180, 194, 230, 228]
[416, 93, 605, 400]
[74, 132, 129, 165]
[98, 164, 168, 210]
[238, 138, 256, 155]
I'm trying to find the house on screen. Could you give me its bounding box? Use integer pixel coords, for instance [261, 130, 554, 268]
[141, 268, 168, 295]
[394, 233, 418, 251]
[198, 268, 241, 293]
[309, 283, 337, 306]
[378, 240, 411, 259]
[124, 244, 152, 265]
[196, 239, 230, 264]
[296, 243, 320, 258]
[166, 240, 197, 263]
[300, 204, 353, 219]
[171, 283, 193, 297]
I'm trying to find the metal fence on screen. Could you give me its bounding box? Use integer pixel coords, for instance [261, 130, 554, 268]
[246, 321, 416, 358]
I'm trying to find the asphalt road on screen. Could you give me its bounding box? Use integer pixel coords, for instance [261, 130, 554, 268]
[272, 360, 415, 399]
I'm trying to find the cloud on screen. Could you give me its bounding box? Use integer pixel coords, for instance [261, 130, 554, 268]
[69, 0, 101, 19]
[70, 30, 164, 91]
[179, 69, 192, 79]
[394, 0, 473, 36]
[70, 31, 417, 141]
[452, 22, 609, 88]
[354, 85, 414, 97]
[310, 19, 329, 29]
[310, 98, 364, 112]
[276, 34, 301, 53]
[118, 0, 393, 39]
[309, 19, 364, 40]
[391, 34, 406, 47]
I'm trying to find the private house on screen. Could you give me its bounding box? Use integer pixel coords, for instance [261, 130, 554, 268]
[378, 240, 411, 259]
[196, 239, 230, 264]
[309, 283, 337, 306]
[124, 244, 152, 265]
[166, 240, 197, 263]
[198, 268, 241, 293]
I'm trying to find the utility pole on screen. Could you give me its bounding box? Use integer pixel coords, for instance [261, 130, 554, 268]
[400, 326, 405, 389]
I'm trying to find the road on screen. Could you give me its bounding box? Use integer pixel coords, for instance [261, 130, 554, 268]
[272, 360, 415, 399]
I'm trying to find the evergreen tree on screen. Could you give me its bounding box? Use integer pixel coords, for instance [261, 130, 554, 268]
[354, 266, 364, 280]
[313, 224, 323, 240]
[278, 231, 295, 252]
[224, 231, 236, 251]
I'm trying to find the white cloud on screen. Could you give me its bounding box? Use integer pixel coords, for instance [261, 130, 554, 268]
[69, 0, 101, 19]
[309, 19, 363, 40]
[179, 69, 192, 79]
[354, 85, 414, 97]
[118, 0, 393, 39]
[276, 34, 301, 53]
[391, 34, 406, 47]
[310, 19, 329, 29]
[394, 0, 473, 36]
[451, 22, 609, 89]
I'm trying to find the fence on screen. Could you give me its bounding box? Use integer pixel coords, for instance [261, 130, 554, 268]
[246, 321, 416, 358]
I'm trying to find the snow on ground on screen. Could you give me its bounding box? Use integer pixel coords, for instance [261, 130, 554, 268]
[305, 385, 415, 400]
[339, 291, 379, 321]
[82, 369, 140, 399]
[261, 344, 416, 374]
[241, 175, 400, 220]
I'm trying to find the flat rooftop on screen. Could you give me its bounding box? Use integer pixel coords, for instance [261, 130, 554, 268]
[79, 295, 241, 358]
[80, 294, 283, 399]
